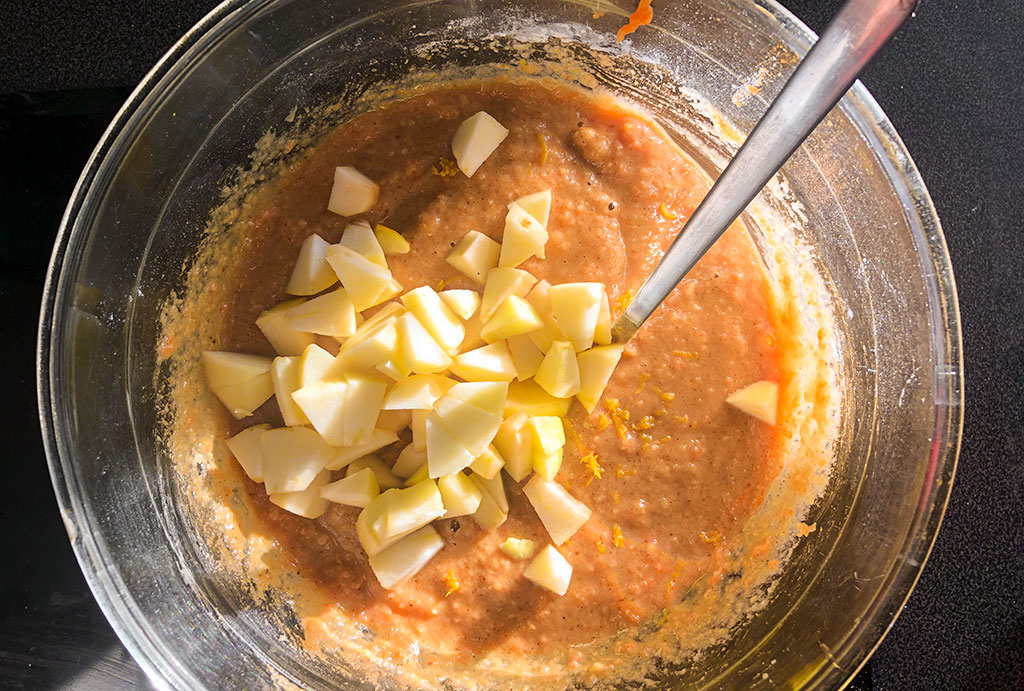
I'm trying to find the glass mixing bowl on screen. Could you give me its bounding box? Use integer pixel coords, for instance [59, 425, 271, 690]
[37, 0, 962, 688]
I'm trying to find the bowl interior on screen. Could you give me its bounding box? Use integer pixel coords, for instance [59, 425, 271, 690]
[39, 0, 961, 688]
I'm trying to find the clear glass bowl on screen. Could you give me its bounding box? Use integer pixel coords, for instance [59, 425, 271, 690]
[37, 0, 963, 688]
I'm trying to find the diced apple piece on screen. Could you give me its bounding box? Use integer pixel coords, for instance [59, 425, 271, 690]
[439, 289, 481, 320]
[283, 288, 358, 339]
[411, 409, 428, 451]
[326, 244, 402, 311]
[479, 268, 538, 321]
[548, 283, 605, 352]
[450, 342, 517, 382]
[343, 374, 390, 446]
[481, 295, 543, 343]
[404, 463, 430, 487]
[467, 473, 508, 531]
[374, 224, 410, 255]
[425, 411, 476, 478]
[471, 470, 508, 513]
[451, 111, 509, 177]
[286, 233, 338, 296]
[446, 381, 508, 419]
[435, 385, 505, 458]
[594, 292, 612, 346]
[500, 537, 539, 560]
[347, 454, 403, 489]
[498, 202, 548, 268]
[401, 286, 465, 354]
[202, 351, 274, 419]
[576, 345, 624, 413]
[261, 426, 333, 494]
[507, 334, 544, 380]
[271, 356, 308, 426]
[534, 340, 581, 398]
[375, 356, 410, 382]
[725, 381, 779, 426]
[492, 412, 533, 481]
[382, 374, 455, 410]
[298, 343, 335, 387]
[339, 221, 387, 267]
[368, 525, 445, 590]
[333, 317, 398, 371]
[524, 280, 563, 352]
[469, 444, 504, 479]
[225, 424, 270, 482]
[375, 408, 412, 433]
[528, 416, 566, 480]
[504, 380, 572, 418]
[397, 313, 452, 375]
[523, 475, 592, 545]
[446, 230, 501, 284]
[523, 545, 573, 596]
[438, 473, 483, 518]
[256, 299, 315, 356]
[321, 467, 379, 507]
[381, 480, 445, 539]
[461, 315, 486, 352]
[360, 302, 406, 333]
[326, 428, 400, 470]
[511, 189, 552, 228]
[291, 380, 347, 445]
[356, 489, 400, 555]
[392, 444, 428, 478]
[270, 469, 331, 519]
[327, 166, 378, 216]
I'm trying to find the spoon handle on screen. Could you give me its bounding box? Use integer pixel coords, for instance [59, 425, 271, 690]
[612, 0, 918, 342]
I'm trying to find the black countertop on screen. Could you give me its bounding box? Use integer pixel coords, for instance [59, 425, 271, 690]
[1, 1, 1021, 688]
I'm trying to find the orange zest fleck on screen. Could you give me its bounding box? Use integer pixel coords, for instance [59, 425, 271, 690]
[596, 539, 606, 554]
[537, 132, 548, 165]
[597, 414, 611, 431]
[613, 289, 634, 316]
[604, 398, 632, 441]
[634, 372, 650, 394]
[444, 570, 460, 596]
[657, 202, 677, 220]
[699, 530, 723, 545]
[435, 278, 446, 291]
[612, 524, 625, 547]
[432, 157, 459, 177]
[581, 452, 604, 484]
[616, 0, 654, 42]
[661, 391, 676, 402]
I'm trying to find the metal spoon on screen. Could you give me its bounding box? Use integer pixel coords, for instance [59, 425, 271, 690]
[612, 0, 918, 343]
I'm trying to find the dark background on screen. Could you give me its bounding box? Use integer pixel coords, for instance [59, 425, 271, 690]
[1, 0, 1021, 688]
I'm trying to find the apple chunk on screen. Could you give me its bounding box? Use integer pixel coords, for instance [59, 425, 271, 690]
[286, 233, 337, 296]
[270, 356, 308, 426]
[283, 288, 358, 338]
[298, 343, 337, 387]
[498, 202, 548, 268]
[523, 545, 573, 596]
[438, 473, 483, 518]
[506, 334, 544, 380]
[504, 380, 573, 418]
[374, 224, 410, 255]
[260, 426, 333, 494]
[451, 111, 509, 177]
[469, 444, 504, 479]
[339, 221, 387, 267]
[534, 340, 581, 398]
[491, 412, 533, 481]
[270, 469, 331, 519]
[576, 345, 624, 413]
[725, 380, 778, 425]
[382, 374, 455, 410]
[397, 313, 452, 375]
[380, 479, 446, 539]
[510, 189, 551, 228]
[326, 244, 402, 311]
[255, 299, 315, 356]
[446, 230, 501, 284]
[480, 295, 543, 342]
[499, 537, 538, 560]
[321, 467, 379, 508]
[225, 424, 270, 482]
[401, 286, 465, 354]
[327, 166, 378, 216]
[326, 428, 400, 471]
[425, 411, 476, 478]
[202, 351, 274, 419]
[439, 289, 481, 320]
[479, 268, 537, 322]
[449, 342, 518, 382]
[368, 525, 445, 590]
[347, 454, 403, 489]
[467, 473, 508, 531]
[523, 475, 592, 545]
[548, 282, 605, 352]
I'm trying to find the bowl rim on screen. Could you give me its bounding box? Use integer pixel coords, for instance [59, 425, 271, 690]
[36, 0, 963, 688]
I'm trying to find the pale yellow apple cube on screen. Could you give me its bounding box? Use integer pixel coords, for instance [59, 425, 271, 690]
[450, 341, 518, 382]
[373, 224, 411, 255]
[404, 463, 430, 487]
[401, 286, 465, 354]
[492, 412, 533, 482]
[725, 380, 779, 426]
[548, 282, 605, 352]
[368, 525, 444, 589]
[375, 407, 412, 433]
[498, 202, 548, 268]
[433, 394, 502, 459]
[576, 345, 624, 413]
[286, 233, 337, 296]
[469, 444, 504, 479]
[326, 428, 400, 471]
[523, 475, 592, 545]
[297, 343, 335, 387]
[534, 340, 581, 398]
[321, 467, 379, 508]
[503, 380, 573, 418]
[499, 537, 539, 560]
[506, 334, 544, 380]
[256, 299, 315, 356]
[438, 473, 483, 518]
[451, 111, 509, 177]
[382, 374, 455, 410]
[425, 410, 475, 478]
[523, 545, 573, 596]
[397, 312, 452, 375]
[327, 166, 378, 217]
[339, 221, 387, 267]
[446, 381, 509, 419]
[325, 244, 402, 311]
[270, 469, 331, 519]
[271, 356, 308, 426]
[524, 280, 563, 353]
[439, 289, 481, 320]
[481, 295, 543, 343]
[261, 427, 333, 494]
[468, 473, 508, 531]
[202, 351, 274, 419]
[381, 479, 445, 539]
[446, 230, 501, 284]
[510, 189, 551, 228]
[392, 444, 428, 478]
[479, 267, 538, 321]
[225, 424, 270, 483]
[347, 454, 403, 489]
